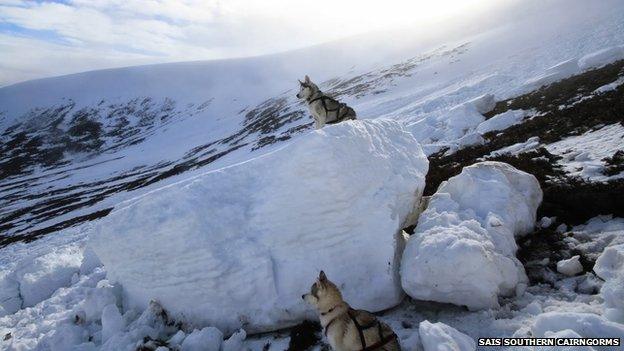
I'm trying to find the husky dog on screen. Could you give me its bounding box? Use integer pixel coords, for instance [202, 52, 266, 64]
[297, 75, 356, 129]
[302, 271, 401, 351]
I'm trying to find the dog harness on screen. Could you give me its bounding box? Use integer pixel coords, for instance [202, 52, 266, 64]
[308, 95, 353, 124]
[323, 308, 397, 351]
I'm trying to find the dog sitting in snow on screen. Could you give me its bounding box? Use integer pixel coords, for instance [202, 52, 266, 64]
[297, 75, 356, 129]
[302, 271, 401, 351]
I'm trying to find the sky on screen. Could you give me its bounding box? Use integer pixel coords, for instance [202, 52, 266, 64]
[0, 0, 495, 87]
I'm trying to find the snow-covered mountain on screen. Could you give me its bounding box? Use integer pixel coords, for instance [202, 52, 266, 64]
[1, 0, 622, 246]
[1, 0, 624, 349]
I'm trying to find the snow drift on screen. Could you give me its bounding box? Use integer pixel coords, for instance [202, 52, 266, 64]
[88, 119, 428, 333]
[595, 244, 624, 323]
[400, 161, 542, 310]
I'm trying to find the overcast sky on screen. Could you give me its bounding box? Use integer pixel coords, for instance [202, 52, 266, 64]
[0, 0, 493, 87]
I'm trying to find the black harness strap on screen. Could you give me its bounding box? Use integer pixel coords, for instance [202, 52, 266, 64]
[321, 306, 336, 316]
[346, 309, 398, 351]
[324, 316, 339, 337]
[347, 310, 368, 349]
[308, 95, 354, 123]
[309, 96, 340, 112]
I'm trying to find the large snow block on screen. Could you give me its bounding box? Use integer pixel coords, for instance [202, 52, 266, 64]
[89, 119, 428, 333]
[401, 162, 542, 310]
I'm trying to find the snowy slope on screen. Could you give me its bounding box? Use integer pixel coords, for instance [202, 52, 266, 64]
[2, 0, 624, 245]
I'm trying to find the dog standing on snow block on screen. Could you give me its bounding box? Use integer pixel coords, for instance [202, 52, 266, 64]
[303, 271, 401, 351]
[297, 75, 357, 129]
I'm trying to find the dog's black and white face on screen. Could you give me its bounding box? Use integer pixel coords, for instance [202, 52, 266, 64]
[296, 75, 318, 100]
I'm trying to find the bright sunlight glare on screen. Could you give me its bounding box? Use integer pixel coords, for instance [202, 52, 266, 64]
[223, 0, 497, 39]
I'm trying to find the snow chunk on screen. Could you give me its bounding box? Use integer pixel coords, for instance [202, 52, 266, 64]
[409, 101, 486, 155]
[446, 133, 485, 155]
[487, 137, 540, 158]
[418, 321, 475, 351]
[579, 46, 624, 70]
[222, 329, 247, 351]
[468, 94, 496, 114]
[181, 327, 222, 351]
[80, 246, 103, 275]
[556, 255, 583, 276]
[400, 331, 422, 351]
[101, 304, 124, 343]
[543, 330, 595, 351]
[539, 216, 555, 229]
[595, 244, 624, 323]
[532, 312, 624, 340]
[80, 279, 120, 323]
[0, 272, 21, 316]
[168, 330, 187, 347]
[401, 161, 542, 310]
[18, 246, 82, 308]
[90, 119, 428, 333]
[523, 59, 580, 90]
[595, 244, 624, 281]
[601, 274, 624, 324]
[521, 301, 543, 315]
[476, 110, 528, 134]
[101, 300, 173, 350]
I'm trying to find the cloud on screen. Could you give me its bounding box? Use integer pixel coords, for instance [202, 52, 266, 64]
[0, 0, 498, 86]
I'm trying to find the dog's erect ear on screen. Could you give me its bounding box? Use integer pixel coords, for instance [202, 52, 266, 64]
[298, 79, 304, 85]
[319, 270, 327, 282]
[305, 75, 311, 84]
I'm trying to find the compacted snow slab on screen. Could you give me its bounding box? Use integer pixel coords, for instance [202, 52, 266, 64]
[89, 119, 429, 333]
[401, 161, 542, 310]
[418, 321, 475, 351]
[532, 312, 624, 341]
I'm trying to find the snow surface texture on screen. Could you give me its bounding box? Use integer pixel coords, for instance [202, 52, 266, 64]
[532, 312, 624, 343]
[401, 162, 542, 310]
[89, 119, 428, 333]
[475, 109, 529, 135]
[0, 244, 83, 315]
[418, 321, 475, 351]
[409, 99, 486, 155]
[546, 123, 624, 181]
[595, 244, 624, 323]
